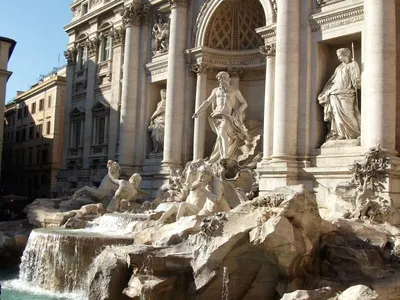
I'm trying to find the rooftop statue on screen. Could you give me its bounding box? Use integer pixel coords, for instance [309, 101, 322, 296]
[318, 47, 361, 141]
[193, 71, 261, 165]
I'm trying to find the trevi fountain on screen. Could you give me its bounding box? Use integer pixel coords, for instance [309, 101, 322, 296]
[3, 0, 400, 299]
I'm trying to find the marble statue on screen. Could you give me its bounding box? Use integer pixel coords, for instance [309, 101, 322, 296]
[71, 160, 120, 205]
[107, 173, 144, 212]
[156, 163, 230, 226]
[148, 89, 166, 153]
[193, 71, 259, 164]
[152, 14, 169, 55]
[318, 47, 361, 141]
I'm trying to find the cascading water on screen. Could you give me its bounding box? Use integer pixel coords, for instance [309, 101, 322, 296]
[18, 227, 134, 293]
[86, 212, 154, 235]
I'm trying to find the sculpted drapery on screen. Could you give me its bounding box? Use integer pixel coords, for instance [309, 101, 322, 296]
[318, 48, 361, 141]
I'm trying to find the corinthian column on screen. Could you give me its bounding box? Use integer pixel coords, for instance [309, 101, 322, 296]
[362, 0, 396, 153]
[191, 63, 210, 160]
[118, 3, 144, 174]
[260, 44, 276, 161]
[271, 0, 299, 161]
[162, 0, 188, 169]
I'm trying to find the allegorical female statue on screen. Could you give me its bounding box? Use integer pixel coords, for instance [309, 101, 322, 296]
[148, 89, 166, 153]
[318, 47, 361, 141]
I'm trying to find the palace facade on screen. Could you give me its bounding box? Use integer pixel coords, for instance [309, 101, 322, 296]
[58, 0, 400, 206]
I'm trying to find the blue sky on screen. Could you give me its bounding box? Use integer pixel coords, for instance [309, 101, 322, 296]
[1, 1, 72, 102]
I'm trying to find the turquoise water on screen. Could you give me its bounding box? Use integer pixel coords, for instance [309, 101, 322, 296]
[0, 268, 86, 300]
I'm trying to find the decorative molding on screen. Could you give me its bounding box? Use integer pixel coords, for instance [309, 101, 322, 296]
[309, 5, 363, 32]
[186, 47, 265, 70]
[259, 43, 275, 57]
[169, 0, 188, 9]
[121, 3, 148, 27]
[110, 27, 125, 47]
[316, 0, 345, 7]
[255, 25, 276, 45]
[86, 37, 100, 57]
[64, 47, 78, 65]
[269, 0, 277, 21]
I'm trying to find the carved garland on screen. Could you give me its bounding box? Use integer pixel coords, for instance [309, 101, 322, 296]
[309, 5, 363, 32]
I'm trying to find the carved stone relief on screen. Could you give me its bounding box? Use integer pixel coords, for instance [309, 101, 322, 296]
[152, 13, 170, 55]
[64, 47, 78, 65]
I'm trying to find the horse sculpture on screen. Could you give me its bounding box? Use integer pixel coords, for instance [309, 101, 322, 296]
[71, 160, 121, 206]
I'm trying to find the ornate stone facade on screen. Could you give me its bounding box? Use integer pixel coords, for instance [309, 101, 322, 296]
[58, 0, 400, 210]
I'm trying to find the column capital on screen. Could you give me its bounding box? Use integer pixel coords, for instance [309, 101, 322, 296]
[190, 63, 212, 75]
[227, 67, 244, 78]
[86, 37, 100, 57]
[260, 43, 276, 57]
[64, 47, 78, 65]
[121, 4, 148, 27]
[169, 0, 188, 9]
[110, 27, 125, 47]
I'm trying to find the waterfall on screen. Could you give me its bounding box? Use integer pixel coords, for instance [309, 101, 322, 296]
[86, 212, 155, 235]
[19, 228, 134, 292]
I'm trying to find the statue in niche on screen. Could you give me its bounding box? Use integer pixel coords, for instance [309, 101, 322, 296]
[148, 89, 166, 154]
[71, 160, 120, 206]
[156, 163, 231, 226]
[152, 13, 169, 55]
[318, 47, 361, 141]
[192, 71, 261, 165]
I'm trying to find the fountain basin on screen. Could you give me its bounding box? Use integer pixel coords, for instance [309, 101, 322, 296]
[19, 228, 134, 293]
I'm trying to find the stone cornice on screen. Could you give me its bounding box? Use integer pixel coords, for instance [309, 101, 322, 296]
[186, 46, 265, 70]
[309, 4, 363, 32]
[65, 0, 123, 32]
[169, 0, 188, 9]
[255, 24, 276, 45]
[316, 0, 345, 7]
[0, 69, 12, 81]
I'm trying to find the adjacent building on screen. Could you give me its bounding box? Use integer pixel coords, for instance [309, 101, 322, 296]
[58, 0, 400, 206]
[0, 36, 16, 180]
[2, 68, 66, 199]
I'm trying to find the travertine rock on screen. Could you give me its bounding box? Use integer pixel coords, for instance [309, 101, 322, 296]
[337, 285, 378, 300]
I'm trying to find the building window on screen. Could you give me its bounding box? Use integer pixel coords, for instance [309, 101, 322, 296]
[39, 99, 44, 111]
[31, 102, 36, 114]
[29, 149, 33, 165]
[42, 149, 48, 164]
[77, 47, 87, 70]
[36, 149, 40, 164]
[36, 124, 42, 138]
[17, 108, 22, 120]
[29, 126, 34, 140]
[46, 121, 51, 135]
[48, 95, 52, 108]
[72, 121, 82, 148]
[22, 128, 27, 141]
[24, 106, 29, 118]
[101, 36, 111, 62]
[93, 116, 106, 145]
[21, 148, 25, 165]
